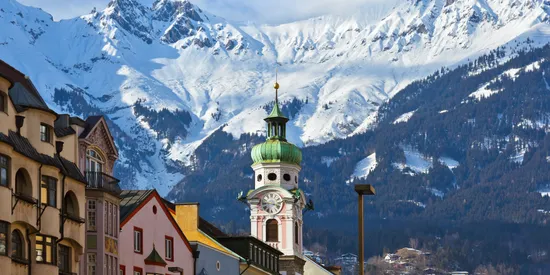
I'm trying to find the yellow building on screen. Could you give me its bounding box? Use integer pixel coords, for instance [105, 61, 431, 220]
[166, 201, 281, 274]
[0, 59, 90, 274]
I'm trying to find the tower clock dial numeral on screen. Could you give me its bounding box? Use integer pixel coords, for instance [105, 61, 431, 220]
[261, 193, 283, 214]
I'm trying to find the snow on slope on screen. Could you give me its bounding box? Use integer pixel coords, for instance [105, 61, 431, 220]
[393, 110, 416, 124]
[2, 0, 550, 193]
[351, 153, 377, 179]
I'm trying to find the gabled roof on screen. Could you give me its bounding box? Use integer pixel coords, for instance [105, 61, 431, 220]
[79, 116, 103, 138]
[119, 190, 193, 254]
[119, 190, 155, 222]
[79, 116, 119, 156]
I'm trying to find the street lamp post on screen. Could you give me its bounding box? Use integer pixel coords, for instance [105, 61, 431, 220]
[354, 184, 375, 275]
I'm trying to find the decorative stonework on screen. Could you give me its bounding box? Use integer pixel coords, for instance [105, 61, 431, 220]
[80, 120, 118, 174]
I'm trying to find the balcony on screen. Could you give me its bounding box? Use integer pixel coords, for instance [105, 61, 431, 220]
[267, 242, 279, 249]
[85, 172, 122, 196]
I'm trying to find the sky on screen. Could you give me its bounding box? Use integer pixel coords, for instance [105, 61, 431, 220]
[17, 0, 399, 24]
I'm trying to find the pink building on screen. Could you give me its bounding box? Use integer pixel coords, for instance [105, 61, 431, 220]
[118, 190, 194, 275]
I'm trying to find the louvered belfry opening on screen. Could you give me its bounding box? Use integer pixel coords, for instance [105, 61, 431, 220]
[266, 219, 278, 242]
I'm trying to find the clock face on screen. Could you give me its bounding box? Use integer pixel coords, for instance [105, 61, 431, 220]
[261, 193, 283, 214]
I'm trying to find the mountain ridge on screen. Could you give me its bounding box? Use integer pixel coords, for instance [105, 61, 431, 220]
[1, 0, 550, 194]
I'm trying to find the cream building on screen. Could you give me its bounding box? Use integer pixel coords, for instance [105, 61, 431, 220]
[0, 59, 101, 275]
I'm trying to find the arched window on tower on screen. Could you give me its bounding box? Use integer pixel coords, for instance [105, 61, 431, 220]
[266, 219, 278, 242]
[279, 125, 283, 137]
[294, 222, 299, 244]
[271, 124, 276, 137]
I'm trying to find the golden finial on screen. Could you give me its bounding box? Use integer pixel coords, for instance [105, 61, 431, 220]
[274, 66, 279, 90]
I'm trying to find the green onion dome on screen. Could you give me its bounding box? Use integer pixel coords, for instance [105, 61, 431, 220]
[251, 138, 302, 166]
[251, 81, 301, 166]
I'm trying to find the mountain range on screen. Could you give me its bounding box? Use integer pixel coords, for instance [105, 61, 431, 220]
[3, 0, 550, 271]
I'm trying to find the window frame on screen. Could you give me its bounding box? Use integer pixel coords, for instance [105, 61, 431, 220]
[40, 176, 57, 207]
[35, 234, 56, 265]
[133, 266, 143, 275]
[266, 219, 278, 242]
[11, 229, 24, 260]
[0, 91, 7, 114]
[120, 265, 125, 275]
[0, 221, 8, 256]
[87, 200, 96, 232]
[39, 123, 52, 143]
[165, 236, 174, 261]
[58, 244, 71, 273]
[0, 154, 9, 188]
[133, 227, 143, 254]
[87, 253, 96, 275]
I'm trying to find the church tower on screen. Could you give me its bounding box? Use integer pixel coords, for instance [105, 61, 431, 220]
[246, 80, 306, 274]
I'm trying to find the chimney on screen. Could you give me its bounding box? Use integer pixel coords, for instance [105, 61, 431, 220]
[15, 115, 25, 135]
[55, 114, 70, 129]
[56, 141, 64, 155]
[174, 203, 200, 232]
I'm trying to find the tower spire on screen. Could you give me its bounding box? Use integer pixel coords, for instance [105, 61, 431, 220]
[275, 67, 279, 105]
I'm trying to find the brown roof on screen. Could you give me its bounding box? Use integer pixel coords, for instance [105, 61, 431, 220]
[0, 131, 86, 183]
[0, 59, 54, 114]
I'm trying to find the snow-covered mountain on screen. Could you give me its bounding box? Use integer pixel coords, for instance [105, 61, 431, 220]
[1, 0, 550, 194]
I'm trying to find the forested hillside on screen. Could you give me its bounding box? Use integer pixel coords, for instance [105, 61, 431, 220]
[168, 43, 550, 273]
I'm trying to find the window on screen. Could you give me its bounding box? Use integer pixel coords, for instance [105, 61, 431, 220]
[11, 230, 24, 260]
[134, 227, 143, 254]
[88, 253, 96, 275]
[88, 200, 96, 231]
[0, 221, 8, 256]
[133, 266, 143, 275]
[119, 265, 126, 275]
[294, 222, 299, 244]
[104, 202, 108, 233]
[15, 169, 32, 198]
[40, 176, 56, 207]
[267, 173, 277, 181]
[266, 219, 278, 242]
[108, 203, 112, 236]
[216, 261, 221, 271]
[0, 155, 9, 187]
[86, 149, 103, 173]
[0, 92, 6, 113]
[40, 124, 51, 143]
[58, 245, 70, 272]
[114, 206, 118, 237]
[35, 235, 56, 264]
[64, 192, 79, 218]
[283, 174, 291, 181]
[165, 236, 174, 261]
[107, 254, 111, 275]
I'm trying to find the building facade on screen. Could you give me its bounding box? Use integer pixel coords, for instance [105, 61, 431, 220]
[245, 82, 306, 275]
[171, 202, 241, 275]
[119, 190, 194, 275]
[0, 60, 87, 274]
[77, 116, 122, 275]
